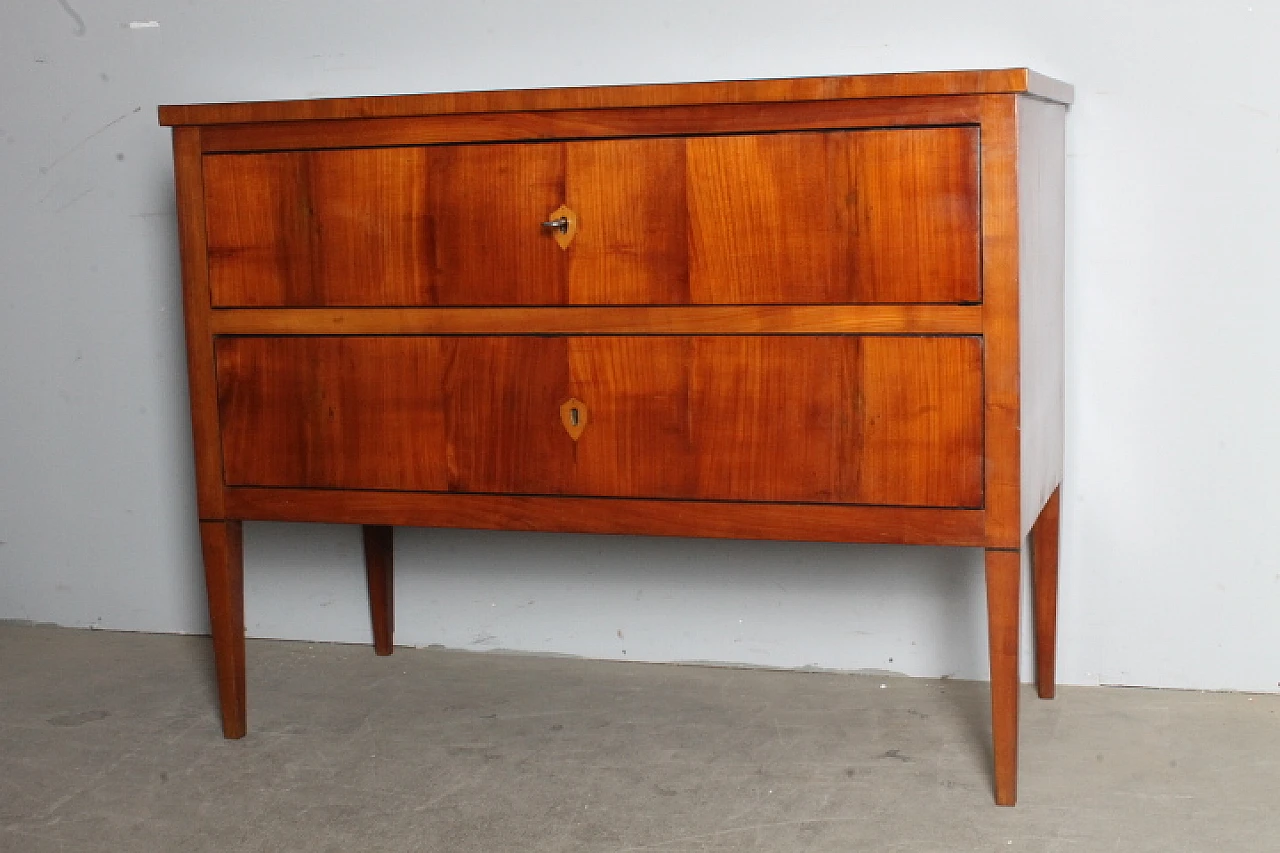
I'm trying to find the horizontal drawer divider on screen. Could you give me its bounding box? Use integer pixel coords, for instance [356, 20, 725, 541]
[209, 305, 984, 336]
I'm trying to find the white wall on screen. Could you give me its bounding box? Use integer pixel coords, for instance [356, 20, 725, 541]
[2, 1, 1278, 693]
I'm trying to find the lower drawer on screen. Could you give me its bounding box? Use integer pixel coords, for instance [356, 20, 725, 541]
[214, 335, 983, 507]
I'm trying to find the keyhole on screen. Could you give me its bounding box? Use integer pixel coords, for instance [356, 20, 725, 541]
[560, 397, 588, 441]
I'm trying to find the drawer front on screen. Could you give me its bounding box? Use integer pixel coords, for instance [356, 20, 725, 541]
[203, 127, 979, 307]
[215, 335, 983, 507]
[204, 147, 434, 306]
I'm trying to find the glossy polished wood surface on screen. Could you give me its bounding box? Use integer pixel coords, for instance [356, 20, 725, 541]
[985, 547, 1021, 806]
[165, 72, 1068, 804]
[1032, 488, 1062, 700]
[196, 97, 986, 155]
[215, 335, 984, 507]
[206, 305, 984, 335]
[567, 138, 689, 303]
[427, 143, 567, 304]
[204, 148, 431, 306]
[158, 68, 1072, 126]
[362, 525, 394, 657]
[203, 129, 979, 306]
[199, 521, 245, 738]
[225, 489, 987, 547]
[978, 97, 1022, 550]
[686, 128, 979, 303]
[172, 128, 225, 519]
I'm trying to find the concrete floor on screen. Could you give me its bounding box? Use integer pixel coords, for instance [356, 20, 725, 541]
[0, 623, 1276, 852]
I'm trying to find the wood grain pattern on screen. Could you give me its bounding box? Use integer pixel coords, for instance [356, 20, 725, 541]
[985, 547, 1021, 806]
[225, 489, 987, 547]
[204, 128, 978, 308]
[428, 142, 567, 304]
[166, 73, 1069, 798]
[845, 129, 982, 302]
[566, 138, 689, 303]
[200, 521, 245, 738]
[363, 525, 394, 656]
[687, 133, 844, 303]
[687, 128, 979, 303]
[204, 148, 430, 306]
[203, 144, 576, 306]
[195, 97, 986, 155]
[849, 337, 985, 506]
[207, 305, 985, 336]
[159, 68, 1071, 126]
[172, 128, 225, 518]
[214, 335, 984, 507]
[1031, 487, 1061, 700]
[979, 97, 1023, 549]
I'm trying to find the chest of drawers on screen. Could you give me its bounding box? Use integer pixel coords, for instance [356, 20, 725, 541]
[161, 68, 1069, 805]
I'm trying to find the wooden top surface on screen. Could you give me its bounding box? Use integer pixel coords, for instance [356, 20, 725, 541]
[159, 68, 1072, 126]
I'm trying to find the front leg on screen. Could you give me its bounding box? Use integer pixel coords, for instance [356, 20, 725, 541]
[985, 547, 1021, 806]
[200, 520, 246, 738]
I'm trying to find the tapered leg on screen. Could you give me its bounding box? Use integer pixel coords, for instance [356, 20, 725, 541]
[363, 525, 394, 656]
[1031, 487, 1062, 700]
[985, 548, 1021, 806]
[199, 520, 246, 739]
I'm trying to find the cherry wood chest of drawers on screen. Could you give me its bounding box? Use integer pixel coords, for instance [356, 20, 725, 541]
[160, 69, 1070, 805]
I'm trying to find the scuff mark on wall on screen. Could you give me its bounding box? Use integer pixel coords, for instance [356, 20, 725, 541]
[55, 0, 87, 37]
[40, 107, 141, 175]
[55, 187, 94, 214]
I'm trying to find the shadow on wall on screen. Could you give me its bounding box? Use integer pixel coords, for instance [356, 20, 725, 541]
[236, 523, 991, 679]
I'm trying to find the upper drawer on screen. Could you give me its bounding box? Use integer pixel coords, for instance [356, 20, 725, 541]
[202, 127, 980, 307]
